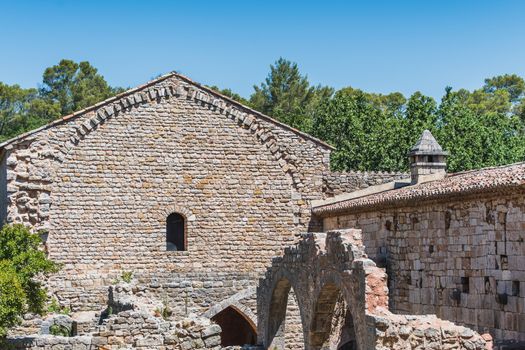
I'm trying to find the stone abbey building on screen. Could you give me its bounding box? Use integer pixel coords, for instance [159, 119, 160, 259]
[0, 72, 523, 349]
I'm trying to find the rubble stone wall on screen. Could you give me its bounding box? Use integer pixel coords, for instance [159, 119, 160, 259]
[0, 73, 332, 313]
[257, 229, 487, 350]
[323, 171, 408, 197]
[7, 282, 261, 350]
[323, 190, 525, 345]
[8, 311, 224, 350]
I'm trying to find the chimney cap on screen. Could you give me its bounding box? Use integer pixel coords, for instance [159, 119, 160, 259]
[408, 130, 448, 157]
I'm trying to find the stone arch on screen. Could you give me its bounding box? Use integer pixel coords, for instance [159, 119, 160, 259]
[158, 205, 196, 252]
[202, 287, 257, 330]
[309, 283, 357, 350]
[160, 205, 196, 223]
[257, 229, 488, 350]
[265, 277, 306, 349]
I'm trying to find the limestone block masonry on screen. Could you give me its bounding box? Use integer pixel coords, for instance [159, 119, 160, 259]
[0, 71, 418, 349]
[322, 190, 525, 346]
[7, 282, 236, 349]
[257, 229, 488, 349]
[0, 72, 337, 313]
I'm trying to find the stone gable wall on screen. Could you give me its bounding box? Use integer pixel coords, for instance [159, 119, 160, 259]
[1, 74, 331, 314]
[323, 190, 525, 346]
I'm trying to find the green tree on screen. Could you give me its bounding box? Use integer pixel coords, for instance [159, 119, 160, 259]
[0, 261, 26, 336]
[312, 88, 402, 171]
[0, 83, 36, 141]
[437, 87, 525, 172]
[207, 85, 250, 105]
[483, 74, 525, 103]
[0, 59, 122, 143]
[40, 60, 118, 116]
[250, 58, 333, 132]
[0, 224, 59, 336]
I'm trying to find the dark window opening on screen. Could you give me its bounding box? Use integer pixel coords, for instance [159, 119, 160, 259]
[338, 341, 357, 350]
[500, 255, 508, 270]
[461, 277, 469, 293]
[427, 155, 434, 162]
[211, 307, 256, 346]
[166, 213, 185, 251]
[512, 281, 520, 296]
[484, 277, 491, 294]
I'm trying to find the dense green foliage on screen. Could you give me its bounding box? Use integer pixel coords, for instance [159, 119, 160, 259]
[0, 261, 26, 336]
[0, 60, 123, 142]
[40, 60, 123, 116]
[1, 58, 524, 172]
[250, 58, 334, 131]
[0, 224, 59, 336]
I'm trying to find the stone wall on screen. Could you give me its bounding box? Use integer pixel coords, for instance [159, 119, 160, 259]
[323, 171, 407, 197]
[0, 73, 332, 315]
[322, 190, 525, 346]
[8, 312, 224, 350]
[257, 229, 488, 349]
[7, 281, 262, 350]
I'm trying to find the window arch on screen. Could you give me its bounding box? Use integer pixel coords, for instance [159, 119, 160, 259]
[166, 212, 185, 251]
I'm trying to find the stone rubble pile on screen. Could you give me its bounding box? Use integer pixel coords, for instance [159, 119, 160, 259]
[6, 283, 241, 350]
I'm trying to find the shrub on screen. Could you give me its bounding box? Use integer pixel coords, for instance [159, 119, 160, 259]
[47, 298, 70, 316]
[0, 262, 26, 336]
[0, 224, 59, 336]
[121, 271, 133, 283]
[49, 324, 70, 337]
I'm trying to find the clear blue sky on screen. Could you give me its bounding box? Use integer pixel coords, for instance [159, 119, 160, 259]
[1, 0, 524, 101]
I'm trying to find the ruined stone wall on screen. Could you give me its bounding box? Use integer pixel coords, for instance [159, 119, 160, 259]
[0, 73, 331, 316]
[8, 312, 225, 350]
[323, 190, 525, 345]
[323, 171, 407, 197]
[257, 229, 488, 350]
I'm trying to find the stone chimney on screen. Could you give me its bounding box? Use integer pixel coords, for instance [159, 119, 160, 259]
[408, 130, 448, 184]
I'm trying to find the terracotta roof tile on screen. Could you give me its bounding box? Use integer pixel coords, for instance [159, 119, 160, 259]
[313, 162, 525, 215]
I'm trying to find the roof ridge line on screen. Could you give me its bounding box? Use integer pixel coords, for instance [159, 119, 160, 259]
[329, 170, 409, 175]
[0, 71, 334, 151]
[171, 72, 334, 150]
[0, 72, 178, 149]
[447, 161, 525, 177]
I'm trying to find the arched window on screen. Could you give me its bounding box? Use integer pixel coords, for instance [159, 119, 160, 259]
[166, 213, 185, 251]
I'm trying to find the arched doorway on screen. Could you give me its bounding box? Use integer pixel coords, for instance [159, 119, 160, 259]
[211, 306, 256, 346]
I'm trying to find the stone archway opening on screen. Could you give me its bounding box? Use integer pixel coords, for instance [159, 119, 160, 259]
[266, 278, 305, 349]
[211, 306, 257, 347]
[310, 284, 357, 350]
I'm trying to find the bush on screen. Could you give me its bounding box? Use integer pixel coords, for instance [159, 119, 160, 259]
[49, 324, 70, 337]
[0, 224, 59, 336]
[121, 271, 133, 283]
[0, 262, 26, 336]
[46, 298, 70, 316]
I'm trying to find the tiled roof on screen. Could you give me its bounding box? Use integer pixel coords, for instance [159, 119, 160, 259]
[312, 162, 525, 215]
